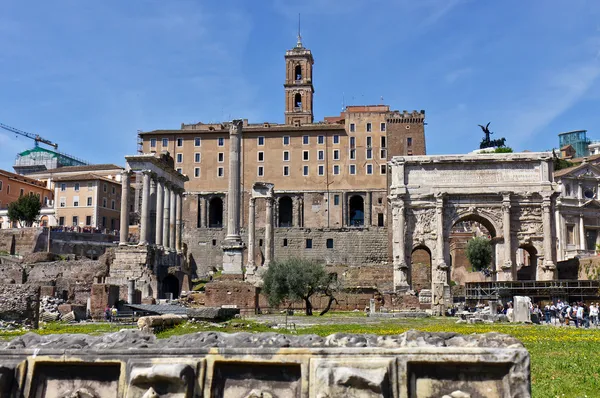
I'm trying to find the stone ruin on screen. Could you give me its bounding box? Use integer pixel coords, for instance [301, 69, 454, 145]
[0, 330, 530, 397]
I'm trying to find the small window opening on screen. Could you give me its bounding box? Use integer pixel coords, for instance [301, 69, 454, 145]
[259, 239, 263, 247]
[306, 239, 312, 249]
[212, 239, 217, 246]
[294, 93, 302, 109]
[326, 238, 334, 249]
[283, 238, 288, 247]
[295, 65, 302, 80]
[378, 213, 384, 227]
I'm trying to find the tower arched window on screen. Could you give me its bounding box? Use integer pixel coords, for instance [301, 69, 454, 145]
[294, 93, 302, 110]
[295, 65, 302, 80]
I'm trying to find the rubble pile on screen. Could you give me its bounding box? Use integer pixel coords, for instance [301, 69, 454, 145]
[39, 296, 65, 322]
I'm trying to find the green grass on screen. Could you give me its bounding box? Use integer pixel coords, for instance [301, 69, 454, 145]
[0, 322, 135, 340]
[3, 316, 599, 397]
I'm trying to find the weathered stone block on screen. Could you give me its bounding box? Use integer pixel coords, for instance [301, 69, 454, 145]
[0, 330, 531, 397]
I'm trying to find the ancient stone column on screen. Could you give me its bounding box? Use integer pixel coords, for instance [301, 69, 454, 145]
[149, 176, 157, 245]
[162, 182, 171, 249]
[127, 279, 135, 304]
[435, 195, 446, 269]
[542, 195, 556, 276]
[246, 197, 256, 273]
[297, 195, 303, 227]
[226, 121, 242, 241]
[199, 196, 206, 228]
[365, 192, 371, 227]
[502, 193, 513, 271]
[119, 170, 131, 246]
[222, 120, 245, 275]
[392, 196, 408, 291]
[264, 197, 274, 267]
[433, 193, 448, 316]
[139, 170, 151, 246]
[169, 187, 177, 251]
[555, 200, 562, 261]
[176, 190, 183, 253]
[155, 178, 164, 247]
[579, 212, 586, 251]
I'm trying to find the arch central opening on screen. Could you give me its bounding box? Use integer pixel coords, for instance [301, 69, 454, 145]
[516, 245, 537, 281]
[162, 275, 180, 299]
[449, 214, 497, 286]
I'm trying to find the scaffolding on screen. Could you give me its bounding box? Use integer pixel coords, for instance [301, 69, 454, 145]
[465, 280, 600, 303]
[13, 146, 88, 175]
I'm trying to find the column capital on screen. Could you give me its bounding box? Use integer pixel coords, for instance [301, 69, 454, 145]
[229, 119, 243, 135]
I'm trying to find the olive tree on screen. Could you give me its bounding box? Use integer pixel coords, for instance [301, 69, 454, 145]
[262, 258, 337, 316]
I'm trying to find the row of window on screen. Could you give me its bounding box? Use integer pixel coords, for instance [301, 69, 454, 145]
[189, 163, 388, 179]
[349, 122, 386, 133]
[150, 132, 393, 149]
[0, 181, 45, 200]
[58, 197, 116, 209]
[59, 182, 116, 195]
[177, 147, 389, 165]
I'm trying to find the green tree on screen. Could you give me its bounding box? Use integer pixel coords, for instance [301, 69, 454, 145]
[465, 237, 492, 272]
[7, 194, 42, 227]
[494, 147, 513, 153]
[262, 258, 329, 316]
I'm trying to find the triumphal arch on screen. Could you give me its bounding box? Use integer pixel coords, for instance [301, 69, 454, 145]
[389, 152, 559, 313]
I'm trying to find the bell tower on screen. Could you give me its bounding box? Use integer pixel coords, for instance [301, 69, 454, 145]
[284, 25, 314, 125]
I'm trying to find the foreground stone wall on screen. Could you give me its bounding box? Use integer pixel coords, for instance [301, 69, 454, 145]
[0, 228, 43, 256]
[0, 330, 530, 397]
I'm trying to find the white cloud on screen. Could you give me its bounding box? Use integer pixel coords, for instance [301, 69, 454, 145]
[503, 62, 600, 146]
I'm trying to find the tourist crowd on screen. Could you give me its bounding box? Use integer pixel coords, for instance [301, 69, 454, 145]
[540, 300, 599, 328]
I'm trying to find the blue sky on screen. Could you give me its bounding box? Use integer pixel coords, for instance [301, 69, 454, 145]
[1, 0, 599, 171]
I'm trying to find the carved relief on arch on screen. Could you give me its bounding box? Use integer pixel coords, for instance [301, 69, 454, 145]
[445, 206, 503, 237]
[407, 207, 436, 238]
[514, 205, 544, 238]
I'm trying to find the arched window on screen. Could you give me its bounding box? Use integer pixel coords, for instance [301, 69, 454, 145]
[294, 93, 302, 110]
[349, 195, 364, 226]
[209, 197, 223, 228]
[278, 196, 293, 227]
[295, 65, 302, 80]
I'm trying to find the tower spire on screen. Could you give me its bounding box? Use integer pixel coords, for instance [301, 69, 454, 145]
[296, 13, 302, 48]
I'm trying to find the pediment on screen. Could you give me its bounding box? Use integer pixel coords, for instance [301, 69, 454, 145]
[581, 199, 600, 209]
[570, 164, 600, 179]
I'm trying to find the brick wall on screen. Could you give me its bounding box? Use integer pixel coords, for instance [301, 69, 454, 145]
[0, 228, 44, 256]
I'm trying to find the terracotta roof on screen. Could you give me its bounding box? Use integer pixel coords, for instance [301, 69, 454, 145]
[53, 173, 121, 184]
[44, 164, 122, 173]
[554, 162, 600, 178]
[0, 168, 48, 188]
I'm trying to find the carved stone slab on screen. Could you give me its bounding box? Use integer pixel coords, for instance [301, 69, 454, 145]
[0, 330, 530, 398]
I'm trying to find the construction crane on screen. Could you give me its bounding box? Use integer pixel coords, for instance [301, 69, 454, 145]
[0, 122, 59, 149]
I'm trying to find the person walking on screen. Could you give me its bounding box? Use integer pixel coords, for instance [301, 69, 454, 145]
[110, 305, 118, 323]
[590, 303, 598, 327]
[576, 302, 584, 328]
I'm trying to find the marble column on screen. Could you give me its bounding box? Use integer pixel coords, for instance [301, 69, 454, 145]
[264, 197, 274, 267]
[246, 198, 256, 273]
[149, 176, 157, 245]
[155, 178, 164, 247]
[542, 195, 556, 274]
[222, 120, 245, 275]
[162, 182, 171, 249]
[176, 190, 183, 252]
[433, 193, 448, 316]
[169, 187, 177, 251]
[392, 196, 408, 290]
[555, 200, 562, 261]
[365, 192, 371, 227]
[139, 170, 151, 246]
[199, 196, 206, 228]
[502, 193, 513, 272]
[579, 212, 586, 250]
[119, 170, 131, 245]
[297, 195, 303, 227]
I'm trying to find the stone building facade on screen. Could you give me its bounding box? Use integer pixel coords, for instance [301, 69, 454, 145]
[138, 38, 426, 285]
